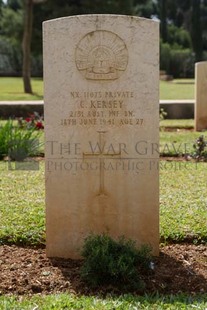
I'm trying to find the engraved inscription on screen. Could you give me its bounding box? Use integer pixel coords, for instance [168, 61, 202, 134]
[75, 30, 128, 80]
[83, 131, 121, 195]
[61, 90, 145, 127]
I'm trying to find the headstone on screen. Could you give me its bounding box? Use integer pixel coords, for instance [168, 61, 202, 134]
[195, 61, 207, 131]
[43, 15, 159, 259]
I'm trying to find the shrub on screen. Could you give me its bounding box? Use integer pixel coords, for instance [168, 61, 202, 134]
[160, 108, 167, 122]
[80, 233, 152, 290]
[169, 48, 195, 78]
[31, 54, 43, 77]
[0, 120, 41, 160]
[167, 25, 191, 49]
[160, 41, 171, 73]
[193, 135, 207, 160]
[0, 37, 19, 76]
[160, 41, 195, 78]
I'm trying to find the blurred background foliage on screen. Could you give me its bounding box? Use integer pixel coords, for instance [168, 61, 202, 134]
[0, 0, 207, 78]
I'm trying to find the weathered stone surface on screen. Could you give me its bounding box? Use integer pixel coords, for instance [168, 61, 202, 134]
[43, 15, 159, 258]
[195, 61, 207, 131]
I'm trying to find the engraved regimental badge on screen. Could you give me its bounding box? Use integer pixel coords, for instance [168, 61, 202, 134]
[75, 30, 128, 81]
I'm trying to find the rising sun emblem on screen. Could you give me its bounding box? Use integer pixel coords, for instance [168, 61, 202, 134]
[75, 30, 128, 81]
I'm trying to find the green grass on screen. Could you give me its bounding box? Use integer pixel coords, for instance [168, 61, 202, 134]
[0, 135, 206, 308]
[1, 119, 203, 159]
[160, 119, 194, 128]
[0, 162, 45, 245]
[0, 78, 195, 100]
[160, 131, 206, 156]
[0, 77, 43, 100]
[0, 160, 207, 246]
[0, 293, 207, 309]
[160, 120, 207, 156]
[160, 79, 195, 100]
[160, 161, 207, 242]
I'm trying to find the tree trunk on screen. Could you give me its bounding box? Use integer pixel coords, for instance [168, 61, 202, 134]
[191, 0, 203, 62]
[160, 0, 168, 42]
[22, 0, 33, 94]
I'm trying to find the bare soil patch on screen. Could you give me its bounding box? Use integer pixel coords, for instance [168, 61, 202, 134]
[0, 244, 206, 296]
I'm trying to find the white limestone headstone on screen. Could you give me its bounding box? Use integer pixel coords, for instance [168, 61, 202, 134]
[43, 15, 160, 258]
[195, 61, 207, 131]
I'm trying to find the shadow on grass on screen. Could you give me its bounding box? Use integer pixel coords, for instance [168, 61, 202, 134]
[32, 92, 43, 100]
[174, 81, 195, 85]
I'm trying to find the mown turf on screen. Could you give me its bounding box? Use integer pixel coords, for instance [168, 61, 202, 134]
[0, 293, 207, 310]
[0, 120, 206, 309]
[0, 160, 206, 246]
[0, 77, 43, 101]
[160, 131, 206, 156]
[0, 78, 195, 100]
[160, 161, 207, 243]
[160, 79, 195, 100]
[160, 119, 194, 128]
[0, 162, 45, 245]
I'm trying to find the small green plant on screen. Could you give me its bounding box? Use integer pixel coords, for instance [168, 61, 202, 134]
[80, 233, 152, 290]
[160, 108, 167, 122]
[193, 135, 207, 160]
[0, 119, 41, 160]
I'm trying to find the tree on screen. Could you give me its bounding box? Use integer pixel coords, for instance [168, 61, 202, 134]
[2, 0, 207, 81]
[134, 0, 154, 18]
[159, 0, 168, 42]
[0, 1, 23, 76]
[191, 0, 203, 61]
[201, 0, 207, 51]
[22, 0, 33, 93]
[7, 0, 22, 11]
[0, 0, 3, 14]
[78, 0, 134, 15]
[0, 1, 5, 33]
[22, 0, 46, 94]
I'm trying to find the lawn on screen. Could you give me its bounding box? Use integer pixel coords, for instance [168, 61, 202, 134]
[160, 119, 194, 128]
[0, 121, 207, 309]
[160, 129, 204, 156]
[0, 120, 207, 245]
[0, 159, 206, 246]
[0, 77, 43, 101]
[0, 162, 45, 245]
[0, 160, 207, 308]
[160, 119, 206, 156]
[0, 294, 207, 309]
[160, 79, 195, 100]
[160, 161, 207, 242]
[1, 118, 205, 158]
[0, 77, 195, 100]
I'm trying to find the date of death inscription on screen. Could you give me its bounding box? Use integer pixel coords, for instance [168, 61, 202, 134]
[60, 91, 145, 127]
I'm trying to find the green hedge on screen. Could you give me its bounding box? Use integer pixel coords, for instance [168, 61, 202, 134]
[0, 37, 22, 76]
[0, 36, 42, 77]
[160, 42, 195, 78]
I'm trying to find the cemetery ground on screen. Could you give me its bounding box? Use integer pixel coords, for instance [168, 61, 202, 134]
[0, 77, 195, 100]
[0, 120, 206, 309]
